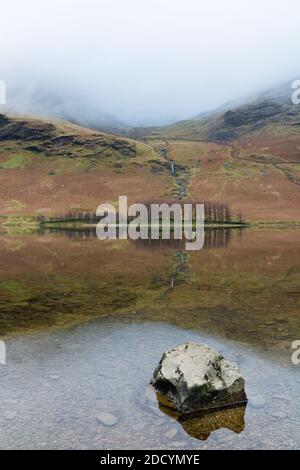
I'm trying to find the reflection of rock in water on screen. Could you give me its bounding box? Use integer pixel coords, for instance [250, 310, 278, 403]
[181, 405, 246, 441]
[158, 398, 246, 441]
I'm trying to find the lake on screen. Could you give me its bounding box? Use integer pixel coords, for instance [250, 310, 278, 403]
[0, 227, 300, 449]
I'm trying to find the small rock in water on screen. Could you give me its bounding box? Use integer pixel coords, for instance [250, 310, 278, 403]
[272, 394, 291, 403]
[271, 410, 287, 420]
[50, 374, 60, 381]
[96, 412, 118, 426]
[151, 342, 247, 413]
[172, 441, 186, 448]
[250, 395, 266, 409]
[165, 427, 178, 439]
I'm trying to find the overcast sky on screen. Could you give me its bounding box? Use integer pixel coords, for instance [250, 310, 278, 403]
[1, 0, 300, 126]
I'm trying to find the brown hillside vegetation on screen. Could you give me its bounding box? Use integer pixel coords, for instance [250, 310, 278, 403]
[137, 98, 300, 222]
[0, 114, 170, 218]
[1, 93, 300, 223]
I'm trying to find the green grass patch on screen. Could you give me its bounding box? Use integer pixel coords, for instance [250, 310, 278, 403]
[0, 280, 31, 301]
[222, 161, 258, 178]
[0, 154, 26, 169]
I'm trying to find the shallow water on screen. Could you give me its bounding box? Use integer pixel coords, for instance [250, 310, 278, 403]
[0, 228, 300, 449]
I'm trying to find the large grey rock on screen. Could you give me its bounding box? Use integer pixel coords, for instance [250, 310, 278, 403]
[151, 342, 247, 414]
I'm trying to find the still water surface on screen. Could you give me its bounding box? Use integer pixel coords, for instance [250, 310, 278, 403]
[0, 228, 299, 449]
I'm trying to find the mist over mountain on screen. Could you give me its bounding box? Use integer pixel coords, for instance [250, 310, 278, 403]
[188, 79, 299, 121]
[1, 0, 300, 127]
[4, 82, 129, 132]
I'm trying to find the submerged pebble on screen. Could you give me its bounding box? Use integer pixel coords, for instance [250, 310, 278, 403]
[96, 412, 118, 427]
[271, 410, 287, 420]
[250, 395, 266, 409]
[165, 428, 178, 439]
[50, 374, 60, 381]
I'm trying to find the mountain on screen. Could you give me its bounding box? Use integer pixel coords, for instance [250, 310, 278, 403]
[127, 81, 300, 222]
[0, 113, 169, 220]
[1, 80, 300, 224]
[149, 80, 300, 142]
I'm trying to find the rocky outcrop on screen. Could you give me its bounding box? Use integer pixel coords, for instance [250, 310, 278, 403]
[151, 342, 247, 414]
[0, 114, 9, 126]
[224, 101, 285, 128]
[0, 115, 136, 158]
[0, 118, 55, 141]
[205, 101, 297, 142]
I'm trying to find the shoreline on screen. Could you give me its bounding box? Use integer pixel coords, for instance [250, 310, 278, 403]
[2, 219, 300, 230]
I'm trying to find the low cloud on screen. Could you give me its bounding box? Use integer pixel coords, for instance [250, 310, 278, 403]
[1, 0, 300, 126]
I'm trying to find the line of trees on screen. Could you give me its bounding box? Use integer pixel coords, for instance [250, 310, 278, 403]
[37, 201, 245, 225]
[37, 211, 98, 224]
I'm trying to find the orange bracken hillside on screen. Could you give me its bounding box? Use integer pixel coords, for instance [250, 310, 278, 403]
[1, 88, 300, 223]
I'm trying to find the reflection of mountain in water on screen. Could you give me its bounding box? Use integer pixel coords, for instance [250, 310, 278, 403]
[159, 230, 240, 296]
[42, 227, 242, 250]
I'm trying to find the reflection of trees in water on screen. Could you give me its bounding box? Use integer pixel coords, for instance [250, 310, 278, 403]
[41, 227, 243, 250]
[41, 227, 98, 240]
[204, 228, 233, 250]
[36, 227, 243, 302]
[41, 228, 239, 296]
[132, 228, 238, 251]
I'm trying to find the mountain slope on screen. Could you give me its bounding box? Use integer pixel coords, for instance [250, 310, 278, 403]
[2, 79, 300, 224]
[132, 82, 300, 222]
[0, 114, 170, 219]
